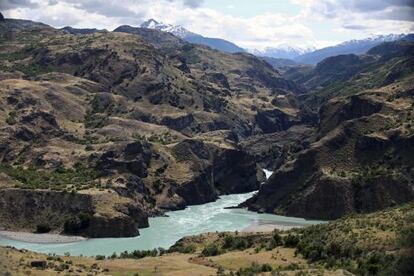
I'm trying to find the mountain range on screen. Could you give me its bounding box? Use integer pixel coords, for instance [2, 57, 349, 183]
[295, 33, 414, 64]
[139, 19, 414, 66]
[60, 18, 414, 67]
[140, 19, 244, 53]
[250, 45, 316, 60]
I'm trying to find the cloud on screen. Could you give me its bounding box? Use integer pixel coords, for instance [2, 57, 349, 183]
[295, 0, 414, 21]
[344, 0, 414, 12]
[342, 24, 371, 30]
[182, 0, 204, 8]
[0, 0, 39, 10]
[2, 0, 414, 49]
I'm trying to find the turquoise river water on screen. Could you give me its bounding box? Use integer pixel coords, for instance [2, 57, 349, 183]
[0, 171, 323, 256]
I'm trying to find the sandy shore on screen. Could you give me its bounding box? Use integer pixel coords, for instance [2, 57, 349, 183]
[0, 231, 86, 244]
[242, 221, 304, 232]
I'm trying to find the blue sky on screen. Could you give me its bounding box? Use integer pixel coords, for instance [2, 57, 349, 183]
[2, 0, 414, 49]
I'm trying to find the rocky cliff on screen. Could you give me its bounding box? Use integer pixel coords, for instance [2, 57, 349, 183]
[244, 75, 414, 219]
[0, 189, 148, 237]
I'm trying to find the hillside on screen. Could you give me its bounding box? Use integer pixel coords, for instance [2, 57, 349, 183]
[0, 13, 413, 239]
[0, 16, 303, 237]
[284, 41, 414, 108]
[245, 41, 414, 219]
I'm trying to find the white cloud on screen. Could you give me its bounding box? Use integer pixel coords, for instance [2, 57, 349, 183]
[2, 0, 414, 49]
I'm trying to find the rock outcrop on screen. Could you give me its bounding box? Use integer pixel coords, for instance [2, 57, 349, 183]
[96, 141, 152, 178]
[255, 108, 298, 134]
[0, 189, 148, 238]
[170, 139, 261, 205]
[244, 84, 414, 219]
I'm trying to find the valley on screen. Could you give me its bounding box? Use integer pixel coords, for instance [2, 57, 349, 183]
[0, 5, 413, 275]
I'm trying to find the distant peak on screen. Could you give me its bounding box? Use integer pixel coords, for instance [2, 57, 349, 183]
[0, 12, 4, 22]
[338, 34, 406, 46]
[249, 44, 316, 59]
[140, 18, 192, 38]
[140, 19, 160, 29]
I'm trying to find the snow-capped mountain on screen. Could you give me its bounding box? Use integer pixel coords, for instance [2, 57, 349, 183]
[337, 34, 406, 47]
[140, 19, 193, 38]
[250, 44, 316, 59]
[295, 34, 413, 64]
[139, 19, 244, 53]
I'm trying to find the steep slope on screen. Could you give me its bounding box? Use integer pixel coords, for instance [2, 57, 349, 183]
[259, 56, 297, 69]
[285, 41, 414, 108]
[245, 50, 414, 219]
[0, 17, 304, 237]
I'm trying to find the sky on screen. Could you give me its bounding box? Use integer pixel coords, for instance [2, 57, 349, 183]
[1, 0, 414, 49]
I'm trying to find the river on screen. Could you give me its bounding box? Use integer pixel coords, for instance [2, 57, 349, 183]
[0, 172, 323, 256]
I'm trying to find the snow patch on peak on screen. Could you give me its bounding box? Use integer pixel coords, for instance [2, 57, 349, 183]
[140, 19, 161, 29]
[249, 44, 316, 59]
[338, 34, 406, 47]
[140, 19, 193, 38]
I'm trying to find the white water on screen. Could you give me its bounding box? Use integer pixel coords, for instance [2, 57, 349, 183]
[263, 169, 273, 180]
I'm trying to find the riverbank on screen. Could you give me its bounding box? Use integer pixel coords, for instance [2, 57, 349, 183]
[0, 192, 322, 256]
[0, 231, 86, 244]
[242, 220, 304, 232]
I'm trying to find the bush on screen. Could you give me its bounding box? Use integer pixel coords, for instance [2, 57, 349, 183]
[261, 263, 273, 272]
[236, 262, 273, 275]
[267, 232, 283, 249]
[201, 244, 222, 257]
[119, 249, 159, 259]
[222, 235, 253, 251]
[284, 234, 300, 247]
[177, 244, 196, 254]
[355, 252, 395, 275]
[0, 163, 99, 190]
[169, 243, 196, 254]
[5, 111, 17, 125]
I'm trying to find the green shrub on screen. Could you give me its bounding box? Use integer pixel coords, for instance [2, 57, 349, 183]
[284, 234, 300, 247]
[5, 111, 17, 125]
[267, 232, 283, 249]
[119, 249, 159, 259]
[174, 244, 196, 254]
[221, 235, 253, 251]
[354, 252, 395, 275]
[236, 262, 273, 275]
[0, 163, 99, 190]
[201, 244, 222, 257]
